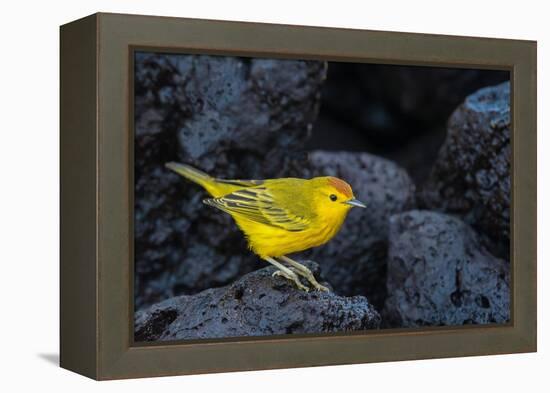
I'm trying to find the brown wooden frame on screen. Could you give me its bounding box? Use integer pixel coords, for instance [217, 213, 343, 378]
[60, 12, 537, 380]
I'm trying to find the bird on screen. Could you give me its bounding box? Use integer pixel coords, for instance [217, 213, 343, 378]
[165, 162, 366, 292]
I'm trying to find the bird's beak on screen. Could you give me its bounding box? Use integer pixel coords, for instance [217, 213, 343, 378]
[344, 198, 366, 208]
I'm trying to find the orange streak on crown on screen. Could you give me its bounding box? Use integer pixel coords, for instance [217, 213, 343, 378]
[327, 177, 353, 198]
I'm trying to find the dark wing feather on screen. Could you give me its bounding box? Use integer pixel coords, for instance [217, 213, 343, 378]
[203, 187, 309, 232]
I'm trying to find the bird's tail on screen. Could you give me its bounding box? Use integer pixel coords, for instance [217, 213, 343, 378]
[165, 162, 227, 198]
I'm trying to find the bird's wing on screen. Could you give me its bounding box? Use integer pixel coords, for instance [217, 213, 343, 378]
[203, 187, 310, 232]
[215, 178, 265, 188]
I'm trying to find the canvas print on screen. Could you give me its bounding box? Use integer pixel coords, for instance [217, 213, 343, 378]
[133, 51, 511, 342]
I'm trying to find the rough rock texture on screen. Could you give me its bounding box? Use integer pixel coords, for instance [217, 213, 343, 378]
[384, 211, 510, 328]
[135, 262, 380, 341]
[134, 52, 327, 309]
[298, 151, 415, 309]
[421, 82, 511, 258]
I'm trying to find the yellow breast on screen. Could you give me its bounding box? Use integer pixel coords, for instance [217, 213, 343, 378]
[232, 212, 346, 258]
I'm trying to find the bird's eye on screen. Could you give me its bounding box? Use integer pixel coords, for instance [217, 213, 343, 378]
[329, 194, 337, 202]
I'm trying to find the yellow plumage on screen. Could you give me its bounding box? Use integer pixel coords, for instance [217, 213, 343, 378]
[165, 162, 366, 292]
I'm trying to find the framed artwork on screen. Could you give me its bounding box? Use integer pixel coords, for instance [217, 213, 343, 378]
[60, 13, 536, 379]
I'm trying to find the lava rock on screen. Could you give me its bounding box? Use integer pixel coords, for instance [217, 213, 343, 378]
[421, 82, 511, 258]
[383, 210, 510, 328]
[135, 262, 380, 341]
[298, 151, 415, 310]
[134, 52, 327, 309]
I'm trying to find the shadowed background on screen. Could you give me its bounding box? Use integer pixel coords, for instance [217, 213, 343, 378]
[133, 52, 510, 341]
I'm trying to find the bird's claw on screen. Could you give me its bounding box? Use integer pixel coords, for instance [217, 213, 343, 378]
[272, 270, 309, 292]
[294, 266, 330, 292]
[313, 283, 330, 292]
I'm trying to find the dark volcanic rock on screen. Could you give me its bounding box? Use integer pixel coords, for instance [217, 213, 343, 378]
[135, 262, 380, 341]
[299, 151, 415, 309]
[384, 210, 510, 328]
[134, 52, 327, 309]
[421, 82, 511, 258]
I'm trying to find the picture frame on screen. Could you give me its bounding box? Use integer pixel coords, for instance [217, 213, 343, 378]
[60, 12, 536, 380]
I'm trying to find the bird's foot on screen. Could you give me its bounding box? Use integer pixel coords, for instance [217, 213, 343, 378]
[280, 257, 330, 292]
[299, 270, 330, 292]
[311, 281, 330, 292]
[272, 270, 309, 292]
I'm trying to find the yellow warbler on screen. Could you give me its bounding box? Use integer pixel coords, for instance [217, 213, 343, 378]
[166, 162, 366, 292]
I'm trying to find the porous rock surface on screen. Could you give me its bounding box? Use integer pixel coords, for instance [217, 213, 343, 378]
[421, 82, 511, 258]
[135, 262, 380, 341]
[383, 210, 510, 327]
[299, 151, 415, 309]
[134, 52, 327, 308]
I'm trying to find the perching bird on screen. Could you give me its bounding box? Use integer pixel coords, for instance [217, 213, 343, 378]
[165, 162, 366, 292]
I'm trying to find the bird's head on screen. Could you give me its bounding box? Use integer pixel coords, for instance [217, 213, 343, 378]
[312, 176, 366, 218]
